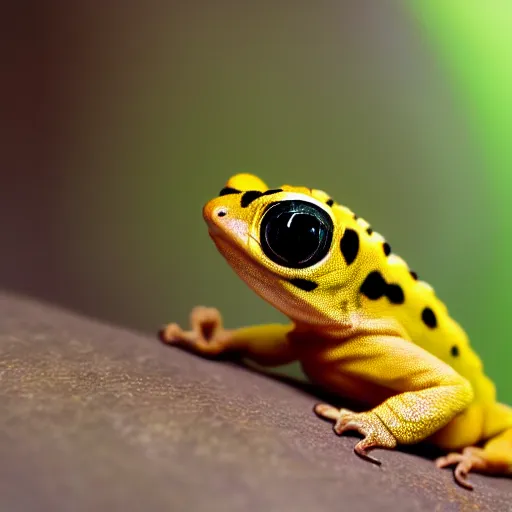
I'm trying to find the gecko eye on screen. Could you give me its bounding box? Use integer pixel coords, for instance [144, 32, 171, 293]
[260, 200, 333, 268]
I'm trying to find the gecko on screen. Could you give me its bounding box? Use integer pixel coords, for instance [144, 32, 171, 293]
[160, 173, 512, 490]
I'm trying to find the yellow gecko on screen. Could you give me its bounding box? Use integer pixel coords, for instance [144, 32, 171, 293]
[160, 173, 512, 490]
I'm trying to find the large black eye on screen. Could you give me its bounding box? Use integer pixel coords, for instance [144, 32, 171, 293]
[260, 200, 333, 268]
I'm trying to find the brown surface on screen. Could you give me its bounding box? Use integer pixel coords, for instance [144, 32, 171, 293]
[0, 293, 511, 512]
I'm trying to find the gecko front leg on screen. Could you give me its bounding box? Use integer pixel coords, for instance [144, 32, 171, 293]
[160, 306, 297, 367]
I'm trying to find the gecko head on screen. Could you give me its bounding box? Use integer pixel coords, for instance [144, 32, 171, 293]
[201, 173, 351, 327]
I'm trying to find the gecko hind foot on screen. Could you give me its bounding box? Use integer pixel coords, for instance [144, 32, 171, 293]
[314, 403, 397, 465]
[436, 446, 510, 490]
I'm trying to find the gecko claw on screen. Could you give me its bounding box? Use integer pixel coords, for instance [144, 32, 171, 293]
[354, 440, 382, 465]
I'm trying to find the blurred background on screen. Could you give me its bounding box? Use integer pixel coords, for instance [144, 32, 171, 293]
[2, 2, 511, 402]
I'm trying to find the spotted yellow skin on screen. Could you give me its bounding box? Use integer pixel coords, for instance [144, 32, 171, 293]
[162, 173, 512, 489]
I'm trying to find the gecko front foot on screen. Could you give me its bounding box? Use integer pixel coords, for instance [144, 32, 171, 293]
[159, 306, 231, 357]
[314, 404, 397, 464]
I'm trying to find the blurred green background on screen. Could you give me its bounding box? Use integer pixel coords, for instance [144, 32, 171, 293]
[2, 2, 511, 402]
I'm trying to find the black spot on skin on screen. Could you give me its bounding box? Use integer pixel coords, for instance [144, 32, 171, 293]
[219, 187, 241, 196]
[451, 345, 460, 357]
[263, 188, 283, 196]
[366, 227, 373, 235]
[360, 271, 387, 300]
[386, 284, 405, 304]
[340, 228, 360, 265]
[361, 271, 405, 305]
[241, 190, 264, 207]
[288, 278, 318, 291]
[410, 270, 418, 280]
[241, 189, 283, 207]
[326, 198, 334, 207]
[383, 242, 391, 256]
[422, 307, 437, 328]
[353, 214, 358, 220]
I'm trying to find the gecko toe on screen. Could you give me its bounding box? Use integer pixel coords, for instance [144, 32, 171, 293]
[454, 463, 474, 490]
[314, 403, 341, 421]
[159, 323, 183, 343]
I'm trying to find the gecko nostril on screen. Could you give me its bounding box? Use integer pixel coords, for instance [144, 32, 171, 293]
[217, 208, 227, 217]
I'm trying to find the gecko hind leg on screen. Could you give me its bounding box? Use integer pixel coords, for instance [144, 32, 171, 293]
[436, 427, 512, 490]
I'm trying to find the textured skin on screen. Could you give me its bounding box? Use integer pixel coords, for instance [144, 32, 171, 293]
[162, 173, 512, 489]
